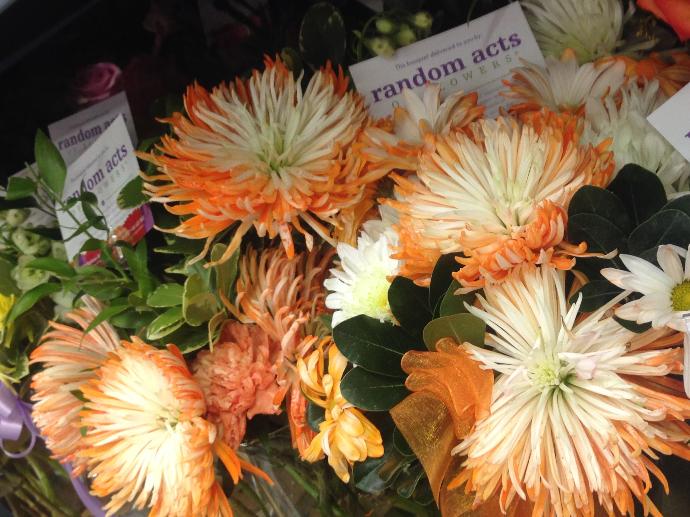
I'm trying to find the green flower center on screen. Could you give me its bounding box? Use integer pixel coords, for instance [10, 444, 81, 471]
[671, 281, 690, 311]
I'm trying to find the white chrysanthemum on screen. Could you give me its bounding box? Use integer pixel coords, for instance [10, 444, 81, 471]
[452, 265, 690, 516]
[522, 0, 628, 63]
[583, 80, 690, 193]
[325, 209, 400, 327]
[602, 244, 690, 394]
[504, 51, 626, 113]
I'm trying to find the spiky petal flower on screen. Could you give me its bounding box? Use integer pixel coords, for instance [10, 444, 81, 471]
[325, 207, 400, 327]
[361, 85, 484, 172]
[297, 340, 384, 482]
[583, 80, 690, 193]
[192, 322, 282, 449]
[388, 113, 613, 287]
[615, 51, 690, 97]
[503, 50, 625, 115]
[522, 0, 627, 63]
[141, 57, 379, 263]
[451, 265, 690, 517]
[30, 298, 120, 475]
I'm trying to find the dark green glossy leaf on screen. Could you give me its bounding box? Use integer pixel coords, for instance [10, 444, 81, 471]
[147, 283, 183, 307]
[663, 194, 690, 218]
[341, 367, 407, 411]
[211, 244, 239, 299]
[6, 283, 61, 325]
[568, 185, 631, 234]
[422, 313, 485, 350]
[439, 280, 473, 316]
[628, 209, 690, 256]
[117, 177, 147, 209]
[613, 315, 652, 333]
[83, 305, 129, 334]
[110, 308, 142, 329]
[182, 273, 217, 326]
[35, 129, 66, 196]
[307, 401, 325, 433]
[569, 280, 622, 312]
[388, 276, 431, 337]
[0, 197, 37, 210]
[25, 257, 75, 278]
[5, 177, 36, 201]
[429, 253, 462, 315]
[393, 427, 413, 457]
[607, 164, 666, 227]
[25, 226, 61, 240]
[332, 315, 421, 376]
[147, 307, 184, 340]
[166, 325, 209, 354]
[568, 213, 627, 254]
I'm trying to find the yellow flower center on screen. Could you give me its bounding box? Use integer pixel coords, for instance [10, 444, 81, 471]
[671, 281, 690, 311]
[351, 266, 392, 321]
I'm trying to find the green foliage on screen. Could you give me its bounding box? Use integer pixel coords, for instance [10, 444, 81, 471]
[6, 283, 61, 326]
[607, 164, 666, 227]
[147, 306, 185, 340]
[340, 367, 407, 411]
[5, 177, 36, 201]
[117, 177, 147, 209]
[428, 253, 462, 316]
[422, 313, 485, 350]
[569, 280, 622, 312]
[146, 283, 184, 307]
[439, 280, 473, 316]
[34, 130, 66, 197]
[387, 276, 431, 338]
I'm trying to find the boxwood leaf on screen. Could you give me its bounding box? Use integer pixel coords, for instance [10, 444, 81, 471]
[147, 283, 183, 307]
[568, 279, 622, 312]
[568, 185, 631, 234]
[388, 276, 431, 337]
[147, 307, 184, 340]
[340, 367, 407, 411]
[422, 313, 485, 350]
[332, 315, 421, 376]
[627, 209, 690, 256]
[607, 164, 666, 227]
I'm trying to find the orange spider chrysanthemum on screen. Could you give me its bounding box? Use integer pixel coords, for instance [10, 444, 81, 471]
[225, 245, 333, 455]
[388, 113, 614, 287]
[360, 84, 484, 172]
[141, 57, 383, 264]
[30, 298, 120, 475]
[613, 51, 690, 97]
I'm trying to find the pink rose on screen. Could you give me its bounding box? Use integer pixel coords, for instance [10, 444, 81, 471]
[73, 63, 122, 106]
[192, 322, 282, 449]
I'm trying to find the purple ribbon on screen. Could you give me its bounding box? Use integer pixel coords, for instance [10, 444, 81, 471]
[0, 383, 105, 517]
[0, 383, 37, 459]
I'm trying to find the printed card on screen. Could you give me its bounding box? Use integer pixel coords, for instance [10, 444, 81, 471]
[48, 91, 137, 165]
[647, 82, 690, 163]
[56, 115, 152, 260]
[348, 2, 544, 118]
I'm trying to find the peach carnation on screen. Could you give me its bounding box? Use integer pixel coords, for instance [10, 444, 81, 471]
[192, 322, 282, 449]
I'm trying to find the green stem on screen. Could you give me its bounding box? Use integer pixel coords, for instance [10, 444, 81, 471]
[284, 464, 319, 499]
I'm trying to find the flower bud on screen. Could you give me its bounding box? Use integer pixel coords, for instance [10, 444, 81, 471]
[411, 11, 432, 30]
[51, 241, 68, 262]
[11, 228, 50, 256]
[395, 25, 417, 46]
[4, 209, 29, 228]
[368, 37, 395, 57]
[12, 255, 50, 291]
[375, 17, 396, 35]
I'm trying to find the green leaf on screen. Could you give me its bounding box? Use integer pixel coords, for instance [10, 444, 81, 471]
[117, 177, 147, 209]
[662, 194, 690, 218]
[388, 276, 431, 337]
[627, 209, 690, 256]
[299, 2, 346, 68]
[207, 310, 226, 348]
[6, 283, 61, 325]
[568, 185, 631, 234]
[110, 308, 143, 329]
[211, 244, 240, 298]
[613, 315, 652, 333]
[25, 257, 75, 278]
[166, 325, 209, 354]
[122, 240, 155, 297]
[83, 305, 128, 334]
[569, 280, 622, 312]
[182, 273, 217, 326]
[147, 283, 183, 307]
[429, 253, 462, 315]
[307, 401, 325, 432]
[25, 226, 61, 240]
[422, 313, 485, 350]
[439, 280, 473, 316]
[393, 427, 414, 457]
[0, 197, 37, 210]
[5, 177, 36, 201]
[332, 315, 421, 376]
[80, 281, 125, 300]
[34, 129, 66, 197]
[568, 213, 627, 254]
[147, 307, 184, 340]
[0, 257, 19, 295]
[608, 164, 667, 227]
[341, 367, 407, 411]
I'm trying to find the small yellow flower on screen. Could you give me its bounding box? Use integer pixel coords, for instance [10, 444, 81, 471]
[297, 339, 383, 482]
[0, 293, 14, 332]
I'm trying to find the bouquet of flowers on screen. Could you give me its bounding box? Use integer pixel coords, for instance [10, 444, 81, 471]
[2, 0, 690, 516]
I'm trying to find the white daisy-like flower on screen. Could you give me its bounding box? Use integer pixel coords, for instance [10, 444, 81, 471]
[503, 50, 626, 114]
[522, 0, 630, 63]
[583, 80, 690, 193]
[602, 244, 690, 394]
[452, 264, 690, 516]
[325, 208, 400, 327]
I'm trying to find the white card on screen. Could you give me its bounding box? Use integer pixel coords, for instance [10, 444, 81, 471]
[57, 115, 140, 260]
[648, 82, 690, 163]
[348, 2, 544, 119]
[48, 91, 137, 165]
